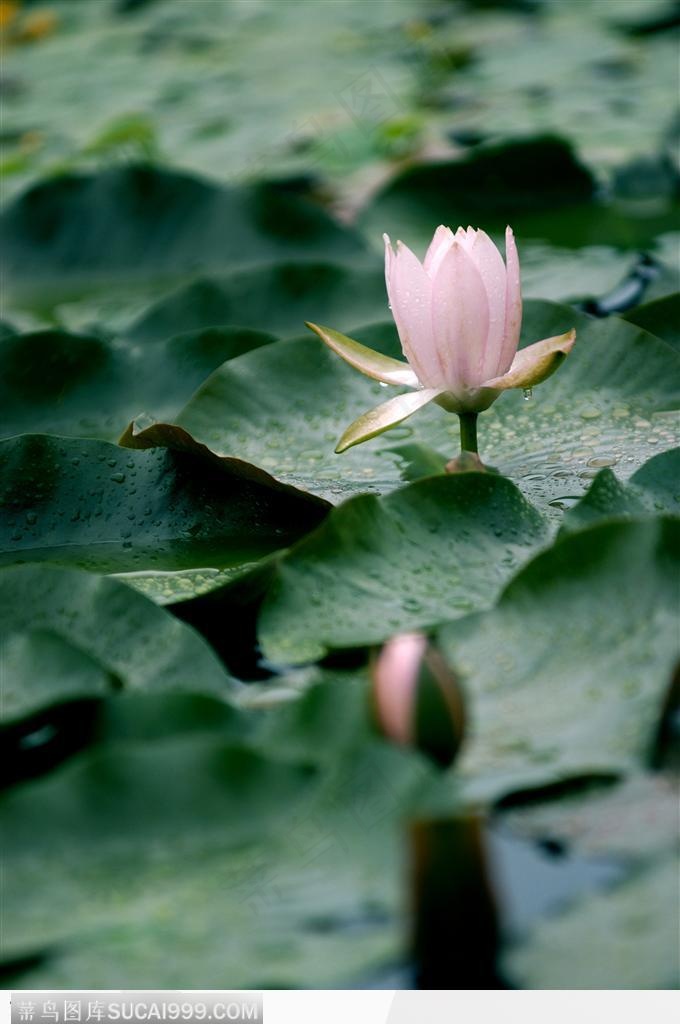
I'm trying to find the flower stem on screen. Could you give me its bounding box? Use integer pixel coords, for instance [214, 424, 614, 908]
[458, 412, 478, 455]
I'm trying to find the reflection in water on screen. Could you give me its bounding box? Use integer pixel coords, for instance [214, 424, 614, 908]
[406, 813, 625, 989]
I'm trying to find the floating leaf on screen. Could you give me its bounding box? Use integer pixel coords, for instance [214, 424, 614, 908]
[202, 474, 550, 665]
[127, 263, 387, 344]
[437, 518, 680, 801]
[0, 326, 275, 441]
[562, 447, 680, 531]
[168, 299, 679, 511]
[0, 566, 236, 722]
[0, 165, 365, 315]
[0, 684, 434, 987]
[623, 292, 680, 353]
[0, 435, 329, 575]
[503, 854, 679, 989]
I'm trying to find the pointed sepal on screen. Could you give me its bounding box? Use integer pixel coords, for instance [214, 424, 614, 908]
[335, 388, 443, 453]
[481, 329, 576, 391]
[306, 321, 419, 387]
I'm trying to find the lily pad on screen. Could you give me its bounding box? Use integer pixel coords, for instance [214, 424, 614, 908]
[0, 164, 365, 316]
[158, 299, 679, 512]
[0, 689, 433, 987]
[437, 518, 680, 801]
[0, 326, 275, 441]
[126, 263, 387, 344]
[623, 292, 680, 352]
[503, 853, 679, 989]
[0, 434, 329, 573]
[0, 565, 235, 722]
[252, 473, 550, 664]
[498, 774, 680, 862]
[361, 136, 596, 233]
[561, 447, 680, 531]
[359, 136, 677, 249]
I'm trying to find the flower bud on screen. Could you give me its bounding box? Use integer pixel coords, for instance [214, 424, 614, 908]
[371, 632, 465, 768]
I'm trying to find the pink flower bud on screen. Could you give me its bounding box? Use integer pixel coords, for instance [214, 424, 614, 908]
[371, 632, 465, 768]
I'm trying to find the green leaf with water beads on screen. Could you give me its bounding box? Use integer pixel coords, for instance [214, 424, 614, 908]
[189, 473, 550, 665]
[561, 447, 680, 531]
[170, 299, 680, 512]
[437, 517, 680, 802]
[0, 434, 328, 574]
[0, 681, 435, 988]
[0, 566, 236, 723]
[0, 327, 276, 442]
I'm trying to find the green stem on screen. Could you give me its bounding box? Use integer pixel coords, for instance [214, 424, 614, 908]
[458, 412, 478, 455]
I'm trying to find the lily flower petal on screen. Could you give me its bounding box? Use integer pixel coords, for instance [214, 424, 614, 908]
[306, 322, 419, 387]
[481, 329, 576, 391]
[430, 240, 490, 392]
[468, 229, 508, 381]
[423, 224, 455, 279]
[335, 388, 444, 453]
[385, 238, 443, 386]
[500, 225, 522, 377]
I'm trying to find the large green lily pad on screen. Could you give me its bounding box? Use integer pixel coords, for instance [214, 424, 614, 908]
[0, 434, 328, 574]
[437, 517, 680, 801]
[127, 263, 387, 344]
[561, 447, 680, 531]
[498, 773, 680, 862]
[0, 565, 235, 722]
[623, 293, 680, 352]
[503, 853, 679, 989]
[252, 473, 549, 664]
[151, 299, 680, 512]
[0, 326, 275, 441]
[0, 686, 434, 987]
[0, 164, 365, 317]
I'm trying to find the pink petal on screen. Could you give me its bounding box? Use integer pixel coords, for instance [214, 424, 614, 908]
[455, 226, 477, 252]
[386, 241, 444, 387]
[423, 224, 454, 279]
[383, 232, 394, 296]
[430, 240, 490, 392]
[468, 230, 508, 380]
[500, 225, 522, 376]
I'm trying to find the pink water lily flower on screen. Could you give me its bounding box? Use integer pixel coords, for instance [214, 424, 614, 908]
[306, 225, 575, 465]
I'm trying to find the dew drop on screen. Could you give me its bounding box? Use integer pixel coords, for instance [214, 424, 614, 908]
[579, 405, 602, 420]
[522, 387, 533, 401]
[586, 454, 619, 468]
[547, 495, 581, 511]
